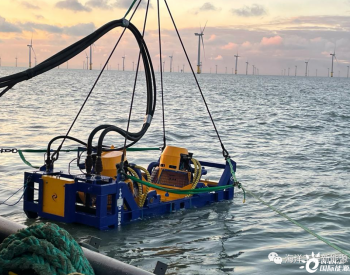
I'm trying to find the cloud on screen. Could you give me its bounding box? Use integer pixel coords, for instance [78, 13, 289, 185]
[113, 0, 152, 10]
[35, 15, 45, 20]
[21, 22, 63, 33]
[208, 34, 216, 41]
[199, 2, 219, 11]
[21, 1, 41, 9]
[55, 0, 91, 12]
[63, 23, 96, 36]
[0, 16, 22, 33]
[242, 41, 252, 48]
[86, 0, 111, 10]
[261, 35, 282, 46]
[221, 42, 238, 50]
[18, 21, 96, 36]
[231, 4, 266, 17]
[214, 55, 222, 60]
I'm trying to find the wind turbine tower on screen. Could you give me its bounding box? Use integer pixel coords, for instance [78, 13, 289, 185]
[169, 54, 173, 73]
[85, 53, 89, 70]
[194, 22, 207, 74]
[234, 53, 240, 74]
[89, 45, 93, 70]
[122, 55, 125, 71]
[347, 66, 349, 78]
[27, 36, 36, 68]
[330, 51, 335, 77]
[295, 65, 297, 76]
[15, 56, 18, 67]
[305, 61, 309, 77]
[27, 41, 32, 68]
[246, 61, 249, 75]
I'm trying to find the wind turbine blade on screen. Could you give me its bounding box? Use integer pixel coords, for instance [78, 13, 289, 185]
[31, 47, 36, 57]
[334, 55, 339, 66]
[201, 35, 206, 58]
[202, 20, 208, 33]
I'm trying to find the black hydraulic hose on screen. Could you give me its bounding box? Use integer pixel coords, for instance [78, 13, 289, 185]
[0, 19, 155, 104]
[96, 124, 150, 157]
[46, 136, 87, 168]
[87, 125, 114, 155]
[94, 124, 149, 175]
[84, 20, 156, 173]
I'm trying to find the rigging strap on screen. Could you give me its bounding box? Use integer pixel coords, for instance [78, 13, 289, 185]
[122, 0, 151, 164]
[163, 0, 229, 159]
[157, 0, 167, 150]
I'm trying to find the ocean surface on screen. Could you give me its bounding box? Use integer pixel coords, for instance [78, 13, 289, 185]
[0, 67, 349, 274]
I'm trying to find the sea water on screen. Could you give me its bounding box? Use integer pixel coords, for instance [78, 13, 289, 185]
[0, 67, 349, 274]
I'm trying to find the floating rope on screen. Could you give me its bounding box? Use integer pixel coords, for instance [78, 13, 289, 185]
[227, 158, 245, 203]
[226, 164, 350, 259]
[0, 223, 94, 275]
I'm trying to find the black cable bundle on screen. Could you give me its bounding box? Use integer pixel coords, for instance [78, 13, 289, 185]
[0, 18, 156, 170]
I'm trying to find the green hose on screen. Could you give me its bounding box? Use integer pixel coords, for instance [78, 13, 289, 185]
[127, 175, 233, 195]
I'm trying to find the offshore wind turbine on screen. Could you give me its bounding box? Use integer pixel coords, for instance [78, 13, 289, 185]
[89, 45, 92, 70]
[194, 21, 207, 74]
[330, 50, 335, 77]
[234, 53, 240, 74]
[27, 37, 32, 68]
[295, 65, 297, 76]
[15, 56, 18, 67]
[169, 53, 173, 72]
[347, 66, 349, 78]
[305, 60, 309, 77]
[85, 52, 89, 70]
[122, 55, 125, 71]
[246, 61, 249, 75]
[27, 34, 36, 68]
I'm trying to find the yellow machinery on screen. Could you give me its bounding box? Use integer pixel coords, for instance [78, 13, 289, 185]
[101, 149, 124, 178]
[42, 175, 75, 217]
[148, 146, 199, 202]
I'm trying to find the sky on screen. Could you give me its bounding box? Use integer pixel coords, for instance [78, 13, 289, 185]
[0, 0, 350, 76]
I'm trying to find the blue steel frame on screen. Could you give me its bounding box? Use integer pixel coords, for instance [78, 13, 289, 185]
[23, 158, 236, 230]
